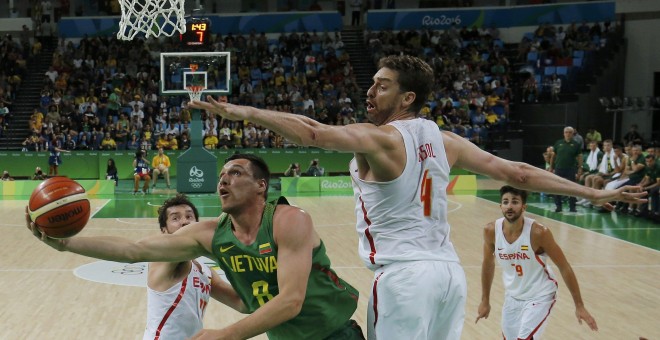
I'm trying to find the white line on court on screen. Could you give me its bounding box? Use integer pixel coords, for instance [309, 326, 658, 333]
[447, 198, 463, 213]
[90, 199, 111, 219]
[115, 218, 152, 225]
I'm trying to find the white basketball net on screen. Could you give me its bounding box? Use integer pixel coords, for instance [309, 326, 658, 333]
[186, 86, 205, 102]
[117, 0, 186, 40]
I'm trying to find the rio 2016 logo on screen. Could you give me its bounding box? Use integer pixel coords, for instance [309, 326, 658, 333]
[189, 166, 205, 188]
[321, 179, 352, 189]
[421, 15, 461, 26]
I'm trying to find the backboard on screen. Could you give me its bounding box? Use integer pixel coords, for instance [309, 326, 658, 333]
[159, 51, 231, 99]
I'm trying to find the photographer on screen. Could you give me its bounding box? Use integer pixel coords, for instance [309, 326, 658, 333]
[305, 159, 325, 177]
[33, 167, 46, 180]
[1, 170, 14, 181]
[284, 163, 301, 177]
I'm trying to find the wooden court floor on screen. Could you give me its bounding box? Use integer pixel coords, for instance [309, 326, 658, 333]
[1, 190, 659, 339]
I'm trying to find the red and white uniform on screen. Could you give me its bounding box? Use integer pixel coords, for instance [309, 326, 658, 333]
[495, 217, 558, 339]
[351, 118, 466, 340]
[143, 261, 212, 340]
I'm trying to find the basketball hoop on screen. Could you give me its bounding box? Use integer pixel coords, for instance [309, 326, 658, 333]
[186, 85, 206, 103]
[117, 0, 186, 40]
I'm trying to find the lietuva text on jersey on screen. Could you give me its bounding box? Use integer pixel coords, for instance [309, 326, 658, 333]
[220, 254, 278, 273]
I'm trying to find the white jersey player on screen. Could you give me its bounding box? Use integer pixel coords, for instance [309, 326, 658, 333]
[477, 186, 598, 339]
[144, 260, 212, 339]
[350, 118, 466, 340]
[144, 194, 245, 340]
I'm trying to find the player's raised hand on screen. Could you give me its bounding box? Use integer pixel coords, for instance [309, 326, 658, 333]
[575, 306, 598, 331]
[189, 95, 250, 122]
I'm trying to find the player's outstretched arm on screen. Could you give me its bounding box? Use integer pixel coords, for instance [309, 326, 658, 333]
[443, 131, 647, 207]
[191, 206, 316, 340]
[535, 223, 598, 331]
[25, 207, 206, 263]
[476, 223, 496, 324]
[190, 97, 398, 154]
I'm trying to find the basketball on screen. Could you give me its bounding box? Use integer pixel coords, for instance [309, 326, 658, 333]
[28, 177, 91, 239]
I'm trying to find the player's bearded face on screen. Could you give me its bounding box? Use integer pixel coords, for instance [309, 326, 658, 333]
[366, 68, 404, 125]
[500, 194, 525, 223]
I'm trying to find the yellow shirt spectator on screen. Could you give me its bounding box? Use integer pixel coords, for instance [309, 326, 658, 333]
[167, 138, 179, 150]
[156, 135, 168, 149]
[151, 153, 171, 169]
[101, 135, 117, 150]
[204, 135, 219, 149]
[486, 111, 499, 124]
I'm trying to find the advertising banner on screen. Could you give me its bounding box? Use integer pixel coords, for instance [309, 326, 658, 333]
[0, 180, 115, 197]
[366, 2, 615, 31]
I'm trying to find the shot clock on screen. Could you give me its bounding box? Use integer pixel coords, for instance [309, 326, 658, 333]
[180, 18, 211, 47]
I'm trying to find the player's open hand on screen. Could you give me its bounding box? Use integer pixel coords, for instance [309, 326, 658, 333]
[575, 306, 598, 331]
[589, 185, 647, 208]
[189, 96, 250, 122]
[24, 206, 65, 251]
[475, 301, 490, 324]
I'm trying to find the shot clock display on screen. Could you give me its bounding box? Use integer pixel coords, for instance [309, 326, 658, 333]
[180, 18, 211, 47]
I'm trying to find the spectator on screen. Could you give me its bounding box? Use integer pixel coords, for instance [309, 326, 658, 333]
[550, 74, 561, 102]
[127, 134, 140, 150]
[106, 158, 118, 186]
[350, 0, 363, 26]
[1, 170, 14, 181]
[22, 132, 42, 151]
[63, 134, 76, 151]
[585, 129, 602, 145]
[521, 73, 538, 103]
[284, 163, 302, 177]
[179, 132, 191, 150]
[133, 149, 151, 195]
[151, 147, 171, 189]
[217, 134, 232, 149]
[0, 102, 9, 136]
[305, 159, 325, 176]
[203, 131, 218, 149]
[165, 133, 179, 150]
[101, 132, 117, 150]
[622, 124, 643, 146]
[33, 167, 46, 180]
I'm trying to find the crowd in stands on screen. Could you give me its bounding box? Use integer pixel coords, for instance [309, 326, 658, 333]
[0, 30, 30, 139]
[366, 25, 513, 145]
[11, 20, 625, 154]
[20, 29, 369, 151]
[519, 21, 617, 102]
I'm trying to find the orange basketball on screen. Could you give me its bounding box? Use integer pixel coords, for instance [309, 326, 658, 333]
[28, 177, 91, 239]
